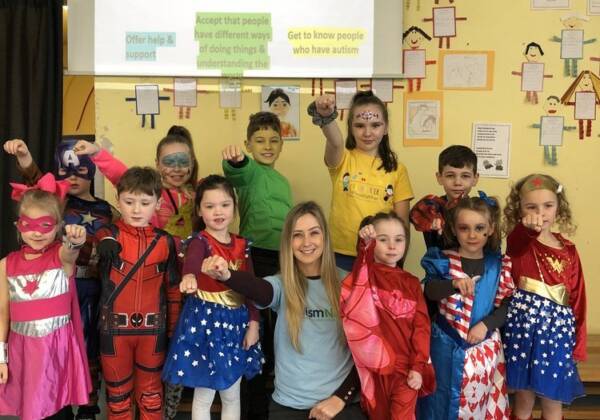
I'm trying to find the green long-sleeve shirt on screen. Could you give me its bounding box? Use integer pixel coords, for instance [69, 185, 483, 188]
[223, 156, 292, 251]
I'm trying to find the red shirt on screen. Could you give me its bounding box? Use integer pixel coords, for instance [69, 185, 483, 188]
[182, 230, 259, 321]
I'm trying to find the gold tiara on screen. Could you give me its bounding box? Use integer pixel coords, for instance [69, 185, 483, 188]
[520, 175, 562, 194]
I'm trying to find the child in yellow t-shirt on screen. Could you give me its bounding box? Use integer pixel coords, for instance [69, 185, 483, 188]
[308, 91, 413, 270]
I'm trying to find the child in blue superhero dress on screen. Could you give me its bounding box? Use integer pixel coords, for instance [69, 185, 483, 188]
[419, 194, 514, 420]
[162, 175, 263, 420]
[502, 174, 586, 420]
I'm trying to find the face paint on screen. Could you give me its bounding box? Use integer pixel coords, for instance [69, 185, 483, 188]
[356, 111, 379, 121]
[161, 152, 192, 169]
[55, 139, 96, 181]
[16, 215, 57, 234]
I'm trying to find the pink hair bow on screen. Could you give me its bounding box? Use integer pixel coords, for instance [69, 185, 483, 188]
[10, 172, 70, 202]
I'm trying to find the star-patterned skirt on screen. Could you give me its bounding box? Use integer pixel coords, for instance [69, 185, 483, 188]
[503, 289, 584, 403]
[162, 296, 263, 390]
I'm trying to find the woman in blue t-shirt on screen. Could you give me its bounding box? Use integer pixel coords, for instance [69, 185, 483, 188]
[201, 201, 366, 420]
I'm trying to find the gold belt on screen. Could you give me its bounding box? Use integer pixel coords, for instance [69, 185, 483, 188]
[196, 289, 244, 308]
[518, 276, 569, 306]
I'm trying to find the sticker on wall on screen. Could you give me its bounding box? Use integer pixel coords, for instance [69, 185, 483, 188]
[359, 79, 404, 103]
[405, 0, 420, 11]
[163, 78, 208, 120]
[335, 80, 358, 120]
[438, 50, 494, 90]
[592, 54, 600, 72]
[404, 91, 443, 147]
[471, 122, 511, 178]
[370, 79, 403, 104]
[531, 0, 570, 10]
[511, 42, 553, 105]
[560, 70, 600, 139]
[125, 85, 169, 129]
[220, 78, 242, 121]
[261, 86, 300, 140]
[402, 27, 437, 92]
[530, 95, 576, 165]
[311, 78, 325, 97]
[588, 0, 600, 15]
[423, 6, 467, 49]
[550, 13, 597, 78]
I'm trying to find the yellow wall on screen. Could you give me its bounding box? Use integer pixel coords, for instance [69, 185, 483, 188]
[90, 2, 600, 332]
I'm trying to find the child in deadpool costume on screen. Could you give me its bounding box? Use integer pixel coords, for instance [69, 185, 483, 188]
[95, 167, 181, 420]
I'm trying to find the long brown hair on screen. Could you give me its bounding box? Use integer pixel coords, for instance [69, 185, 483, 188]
[192, 175, 237, 232]
[359, 212, 410, 266]
[279, 201, 341, 353]
[157, 126, 199, 187]
[345, 91, 398, 173]
[444, 195, 502, 253]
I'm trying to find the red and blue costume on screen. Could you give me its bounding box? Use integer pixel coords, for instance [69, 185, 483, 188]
[96, 219, 181, 420]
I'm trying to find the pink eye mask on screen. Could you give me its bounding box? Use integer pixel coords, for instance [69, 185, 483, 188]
[16, 215, 57, 234]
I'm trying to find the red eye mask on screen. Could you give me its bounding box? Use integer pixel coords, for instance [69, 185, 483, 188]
[16, 215, 57, 234]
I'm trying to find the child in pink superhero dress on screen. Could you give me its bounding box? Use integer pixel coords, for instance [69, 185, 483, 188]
[0, 174, 91, 420]
[340, 212, 435, 420]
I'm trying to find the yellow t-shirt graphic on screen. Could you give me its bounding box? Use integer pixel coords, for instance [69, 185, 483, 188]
[329, 149, 413, 256]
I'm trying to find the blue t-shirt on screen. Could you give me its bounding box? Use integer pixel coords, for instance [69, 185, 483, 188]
[262, 273, 354, 409]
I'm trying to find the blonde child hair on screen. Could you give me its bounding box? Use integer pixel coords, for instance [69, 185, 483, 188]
[16, 189, 64, 241]
[503, 173, 575, 236]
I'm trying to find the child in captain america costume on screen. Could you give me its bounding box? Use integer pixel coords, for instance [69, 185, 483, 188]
[3, 138, 115, 419]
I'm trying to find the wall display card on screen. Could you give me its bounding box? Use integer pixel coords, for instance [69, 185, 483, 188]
[404, 91, 443, 147]
[433, 7, 456, 38]
[71, 0, 388, 78]
[173, 78, 198, 107]
[588, 0, 600, 15]
[403, 49, 427, 79]
[539, 116, 564, 146]
[261, 85, 300, 140]
[560, 30, 584, 59]
[219, 79, 242, 108]
[472, 122, 511, 178]
[521, 62, 545, 92]
[135, 85, 160, 115]
[371, 79, 394, 102]
[531, 0, 570, 9]
[438, 50, 495, 90]
[575, 91, 597, 120]
[335, 80, 358, 109]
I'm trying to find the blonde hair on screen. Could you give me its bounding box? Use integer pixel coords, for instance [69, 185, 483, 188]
[279, 201, 341, 353]
[503, 173, 576, 236]
[17, 189, 64, 239]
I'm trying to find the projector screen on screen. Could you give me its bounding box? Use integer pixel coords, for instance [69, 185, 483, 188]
[68, 0, 403, 78]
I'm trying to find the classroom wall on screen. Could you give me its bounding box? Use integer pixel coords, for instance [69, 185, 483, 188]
[84, 1, 600, 332]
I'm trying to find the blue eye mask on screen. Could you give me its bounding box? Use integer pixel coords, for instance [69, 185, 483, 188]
[161, 152, 191, 169]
